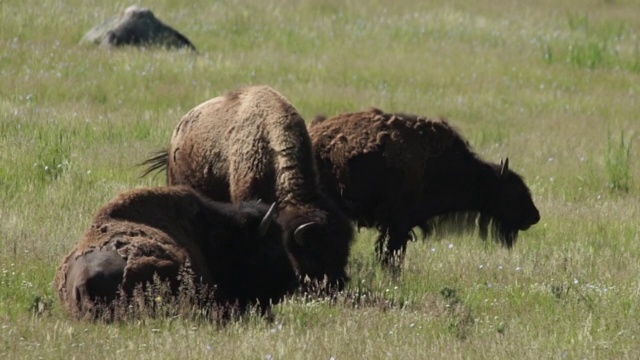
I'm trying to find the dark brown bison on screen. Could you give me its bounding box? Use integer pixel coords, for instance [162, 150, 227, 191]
[308, 108, 540, 265]
[54, 185, 297, 320]
[142, 85, 354, 289]
[80, 5, 196, 51]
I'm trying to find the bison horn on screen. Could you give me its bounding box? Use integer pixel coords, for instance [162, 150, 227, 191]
[500, 157, 509, 177]
[293, 222, 317, 246]
[259, 203, 277, 236]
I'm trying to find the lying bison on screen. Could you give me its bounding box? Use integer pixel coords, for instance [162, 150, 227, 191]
[308, 108, 540, 265]
[80, 5, 196, 51]
[142, 85, 354, 290]
[54, 186, 297, 320]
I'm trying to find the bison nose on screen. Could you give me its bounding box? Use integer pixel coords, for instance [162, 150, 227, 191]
[531, 209, 541, 224]
[520, 209, 540, 230]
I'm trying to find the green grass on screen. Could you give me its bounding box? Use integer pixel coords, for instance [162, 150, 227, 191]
[1, 0, 640, 358]
[606, 130, 634, 193]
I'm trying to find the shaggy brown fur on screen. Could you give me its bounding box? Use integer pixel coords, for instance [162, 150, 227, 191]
[142, 85, 353, 289]
[54, 186, 297, 320]
[308, 108, 540, 265]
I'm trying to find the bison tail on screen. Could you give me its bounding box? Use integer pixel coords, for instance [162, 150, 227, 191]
[138, 149, 169, 179]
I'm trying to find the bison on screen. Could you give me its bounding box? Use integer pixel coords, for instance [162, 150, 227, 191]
[54, 185, 298, 320]
[308, 108, 540, 265]
[142, 85, 354, 290]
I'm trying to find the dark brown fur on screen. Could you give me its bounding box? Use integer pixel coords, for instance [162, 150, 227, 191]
[54, 186, 297, 320]
[141, 85, 353, 289]
[308, 108, 540, 265]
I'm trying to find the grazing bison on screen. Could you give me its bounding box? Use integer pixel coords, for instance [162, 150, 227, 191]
[54, 186, 297, 320]
[80, 5, 196, 51]
[308, 108, 540, 265]
[142, 85, 354, 289]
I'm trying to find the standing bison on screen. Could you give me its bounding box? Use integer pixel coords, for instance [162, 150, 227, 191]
[308, 108, 540, 265]
[54, 186, 297, 320]
[142, 85, 354, 289]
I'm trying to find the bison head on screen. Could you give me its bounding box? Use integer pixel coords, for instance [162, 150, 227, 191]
[199, 201, 299, 311]
[276, 194, 353, 291]
[484, 159, 540, 247]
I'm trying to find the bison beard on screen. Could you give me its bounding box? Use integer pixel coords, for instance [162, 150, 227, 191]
[141, 85, 354, 290]
[309, 108, 540, 266]
[54, 186, 298, 321]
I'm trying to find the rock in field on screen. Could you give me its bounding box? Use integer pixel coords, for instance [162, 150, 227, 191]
[81, 5, 196, 51]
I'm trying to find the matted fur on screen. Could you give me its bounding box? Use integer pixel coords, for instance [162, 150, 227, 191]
[309, 108, 540, 265]
[142, 85, 353, 289]
[54, 186, 297, 320]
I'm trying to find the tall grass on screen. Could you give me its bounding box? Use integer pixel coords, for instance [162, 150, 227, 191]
[1, 0, 640, 358]
[606, 130, 634, 193]
[540, 12, 640, 71]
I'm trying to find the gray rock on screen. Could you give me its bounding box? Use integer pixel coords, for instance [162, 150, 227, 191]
[81, 5, 196, 51]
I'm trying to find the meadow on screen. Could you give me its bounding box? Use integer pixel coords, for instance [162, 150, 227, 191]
[1, 0, 639, 358]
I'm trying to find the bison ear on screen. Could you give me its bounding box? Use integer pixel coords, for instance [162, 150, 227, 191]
[258, 203, 277, 236]
[500, 158, 509, 177]
[293, 222, 317, 245]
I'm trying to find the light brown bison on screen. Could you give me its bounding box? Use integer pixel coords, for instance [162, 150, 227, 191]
[142, 85, 354, 289]
[309, 108, 540, 265]
[54, 186, 297, 320]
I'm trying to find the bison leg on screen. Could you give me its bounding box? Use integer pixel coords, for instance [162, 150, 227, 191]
[63, 250, 126, 319]
[478, 213, 491, 241]
[378, 227, 413, 267]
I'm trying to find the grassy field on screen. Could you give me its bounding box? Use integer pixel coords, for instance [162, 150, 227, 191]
[1, 0, 639, 358]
